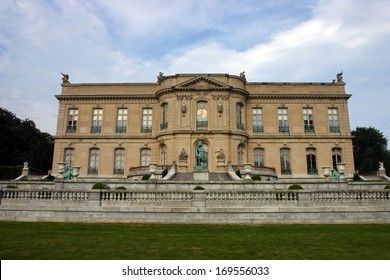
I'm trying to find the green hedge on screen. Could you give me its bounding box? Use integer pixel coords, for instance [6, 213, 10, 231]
[141, 174, 151, 180]
[0, 166, 23, 180]
[92, 183, 110, 189]
[193, 186, 205, 190]
[288, 184, 303, 190]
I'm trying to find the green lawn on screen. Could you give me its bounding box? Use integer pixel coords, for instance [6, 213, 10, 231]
[0, 222, 389, 259]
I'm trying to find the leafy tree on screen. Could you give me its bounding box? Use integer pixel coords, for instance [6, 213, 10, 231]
[0, 107, 53, 173]
[352, 127, 390, 175]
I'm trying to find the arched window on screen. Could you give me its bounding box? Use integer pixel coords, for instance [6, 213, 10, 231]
[160, 103, 168, 130]
[280, 148, 291, 174]
[332, 148, 342, 169]
[306, 148, 317, 174]
[236, 103, 245, 130]
[88, 148, 100, 174]
[254, 148, 264, 167]
[160, 144, 167, 166]
[114, 148, 125, 174]
[237, 144, 245, 165]
[140, 148, 151, 166]
[64, 148, 75, 169]
[196, 101, 208, 129]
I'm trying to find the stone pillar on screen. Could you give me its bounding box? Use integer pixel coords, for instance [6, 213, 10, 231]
[191, 190, 206, 208]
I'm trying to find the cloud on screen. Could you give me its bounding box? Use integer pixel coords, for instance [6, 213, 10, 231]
[0, 0, 389, 140]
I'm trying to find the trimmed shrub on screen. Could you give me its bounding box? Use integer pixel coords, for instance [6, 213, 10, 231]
[251, 174, 261, 181]
[116, 186, 126, 190]
[162, 168, 168, 178]
[385, 185, 390, 189]
[193, 186, 205, 190]
[0, 166, 23, 180]
[288, 184, 303, 190]
[6, 185, 17, 189]
[141, 174, 151, 180]
[92, 183, 109, 189]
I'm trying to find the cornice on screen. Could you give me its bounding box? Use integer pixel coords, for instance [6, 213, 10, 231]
[249, 94, 352, 100]
[55, 94, 157, 102]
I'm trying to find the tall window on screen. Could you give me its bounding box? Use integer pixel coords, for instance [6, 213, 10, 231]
[142, 108, 152, 132]
[114, 148, 125, 174]
[236, 103, 245, 130]
[88, 148, 100, 174]
[280, 148, 291, 174]
[303, 108, 315, 132]
[67, 108, 78, 133]
[196, 101, 208, 129]
[306, 148, 317, 174]
[64, 148, 75, 169]
[160, 144, 167, 166]
[332, 148, 342, 169]
[160, 103, 168, 130]
[328, 108, 340, 132]
[278, 107, 289, 132]
[91, 108, 103, 133]
[140, 148, 151, 166]
[116, 108, 127, 133]
[254, 148, 264, 167]
[252, 107, 263, 132]
[237, 144, 245, 165]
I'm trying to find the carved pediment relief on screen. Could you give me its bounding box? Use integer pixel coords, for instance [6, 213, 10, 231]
[174, 76, 230, 91]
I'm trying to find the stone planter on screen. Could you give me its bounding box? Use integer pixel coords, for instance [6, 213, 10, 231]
[149, 163, 158, 181]
[242, 163, 253, 180]
[322, 166, 330, 180]
[72, 166, 80, 180]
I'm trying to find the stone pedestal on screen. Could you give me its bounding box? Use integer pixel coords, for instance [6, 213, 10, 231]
[178, 160, 189, 172]
[216, 161, 226, 172]
[193, 169, 209, 181]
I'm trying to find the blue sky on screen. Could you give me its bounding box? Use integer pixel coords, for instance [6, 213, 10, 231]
[1, 0, 390, 141]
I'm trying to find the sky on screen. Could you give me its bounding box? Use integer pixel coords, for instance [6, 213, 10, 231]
[1, 0, 390, 141]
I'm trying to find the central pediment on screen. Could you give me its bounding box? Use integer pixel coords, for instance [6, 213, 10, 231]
[174, 76, 230, 90]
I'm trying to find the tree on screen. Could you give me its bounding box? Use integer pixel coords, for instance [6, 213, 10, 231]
[0, 107, 53, 173]
[352, 127, 390, 176]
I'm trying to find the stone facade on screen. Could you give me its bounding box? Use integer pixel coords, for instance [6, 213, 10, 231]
[52, 73, 354, 179]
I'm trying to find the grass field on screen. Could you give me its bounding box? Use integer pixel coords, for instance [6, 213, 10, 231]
[0, 222, 389, 260]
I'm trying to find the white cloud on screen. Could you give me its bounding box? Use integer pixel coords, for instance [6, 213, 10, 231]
[0, 0, 389, 140]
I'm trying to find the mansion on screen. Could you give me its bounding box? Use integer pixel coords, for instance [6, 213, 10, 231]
[52, 72, 354, 179]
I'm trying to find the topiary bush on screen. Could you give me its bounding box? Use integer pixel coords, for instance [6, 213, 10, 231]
[193, 185, 205, 190]
[92, 183, 109, 189]
[251, 174, 261, 180]
[385, 185, 390, 189]
[6, 185, 17, 189]
[288, 184, 303, 190]
[141, 174, 151, 180]
[116, 186, 126, 190]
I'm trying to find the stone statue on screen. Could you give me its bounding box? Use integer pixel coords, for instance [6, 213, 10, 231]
[179, 148, 188, 161]
[240, 71, 246, 79]
[379, 162, 385, 170]
[195, 142, 207, 169]
[157, 72, 164, 82]
[61, 72, 69, 84]
[23, 161, 29, 169]
[336, 71, 343, 83]
[216, 149, 225, 162]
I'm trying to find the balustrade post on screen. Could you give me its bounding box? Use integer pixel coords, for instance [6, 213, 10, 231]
[88, 190, 102, 206]
[297, 191, 311, 207]
[192, 190, 206, 208]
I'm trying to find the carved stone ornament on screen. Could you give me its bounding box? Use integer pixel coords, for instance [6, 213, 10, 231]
[179, 148, 188, 161]
[61, 72, 70, 84]
[217, 97, 223, 114]
[181, 97, 187, 113]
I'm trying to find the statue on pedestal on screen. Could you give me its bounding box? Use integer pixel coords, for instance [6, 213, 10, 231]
[195, 142, 208, 169]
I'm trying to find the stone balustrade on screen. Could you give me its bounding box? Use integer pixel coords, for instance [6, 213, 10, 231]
[206, 191, 297, 201]
[100, 191, 193, 202]
[310, 190, 389, 201]
[1, 189, 88, 201]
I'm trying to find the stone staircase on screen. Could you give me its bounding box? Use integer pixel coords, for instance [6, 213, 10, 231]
[171, 172, 233, 181]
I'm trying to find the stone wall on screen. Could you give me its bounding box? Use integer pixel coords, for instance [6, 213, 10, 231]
[0, 186, 389, 224]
